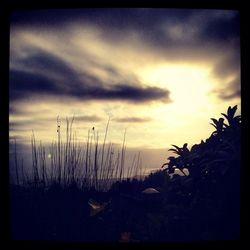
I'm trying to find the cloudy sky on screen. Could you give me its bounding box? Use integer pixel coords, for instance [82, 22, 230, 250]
[9, 8, 241, 171]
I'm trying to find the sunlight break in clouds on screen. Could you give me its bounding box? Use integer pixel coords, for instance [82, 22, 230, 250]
[9, 8, 241, 171]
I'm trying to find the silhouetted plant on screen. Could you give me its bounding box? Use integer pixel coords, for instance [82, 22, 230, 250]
[222, 105, 241, 129]
[168, 143, 189, 158]
[162, 105, 240, 184]
[210, 117, 225, 135]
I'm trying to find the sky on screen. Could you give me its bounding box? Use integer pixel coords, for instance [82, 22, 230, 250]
[9, 8, 241, 173]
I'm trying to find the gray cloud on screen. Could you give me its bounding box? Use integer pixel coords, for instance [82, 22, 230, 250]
[9, 135, 27, 141]
[9, 104, 51, 117]
[75, 115, 103, 122]
[212, 49, 240, 80]
[210, 47, 241, 100]
[216, 75, 241, 100]
[114, 117, 152, 123]
[10, 9, 240, 60]
[219, 90, 241, 100]
[9, 118, 54, 132]
[11, 9, 239, 46]
[10, 9, 240, 103]
[10, 47, 171, 103]
[10, 115, 104, 131]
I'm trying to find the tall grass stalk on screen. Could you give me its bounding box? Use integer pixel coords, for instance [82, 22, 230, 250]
[20, 118, 145, 191]
[119, 129, 127, 182]
[31, 131, 39, 186]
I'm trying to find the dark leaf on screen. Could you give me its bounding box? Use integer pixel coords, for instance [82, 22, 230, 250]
[168, 149, 179, 154]
[211, 118, 218, 125]
[171, 144, 181, 151]
[218, 118, 224, 123]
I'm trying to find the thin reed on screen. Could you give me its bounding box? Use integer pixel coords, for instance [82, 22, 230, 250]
[13, 117, 143, 191]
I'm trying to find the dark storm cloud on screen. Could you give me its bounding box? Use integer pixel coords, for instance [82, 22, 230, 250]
[10, 48, 171, 103]
[10, 9, 193, 28]
[114, 117, 152, 123]
[86, 9, 240, 54]
[198, 12, 240, 43]
[11, 9, 239, 46]
[84, 84, 170, 103]
[10, 9, 240, 102]
[17, 47, 77, 78]
[10, 70, 58, 100]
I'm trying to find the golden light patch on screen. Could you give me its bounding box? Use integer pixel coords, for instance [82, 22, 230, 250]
[138, 63, 213, 110]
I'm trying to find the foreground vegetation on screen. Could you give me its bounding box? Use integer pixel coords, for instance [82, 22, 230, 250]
[12, 117, 144, 191]
[10, 106, 240, 242]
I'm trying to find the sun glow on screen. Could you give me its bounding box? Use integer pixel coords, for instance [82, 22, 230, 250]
[136, 63, 217, 128]
[138, 63, 213, 111]
[133, 64, 217, 146]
